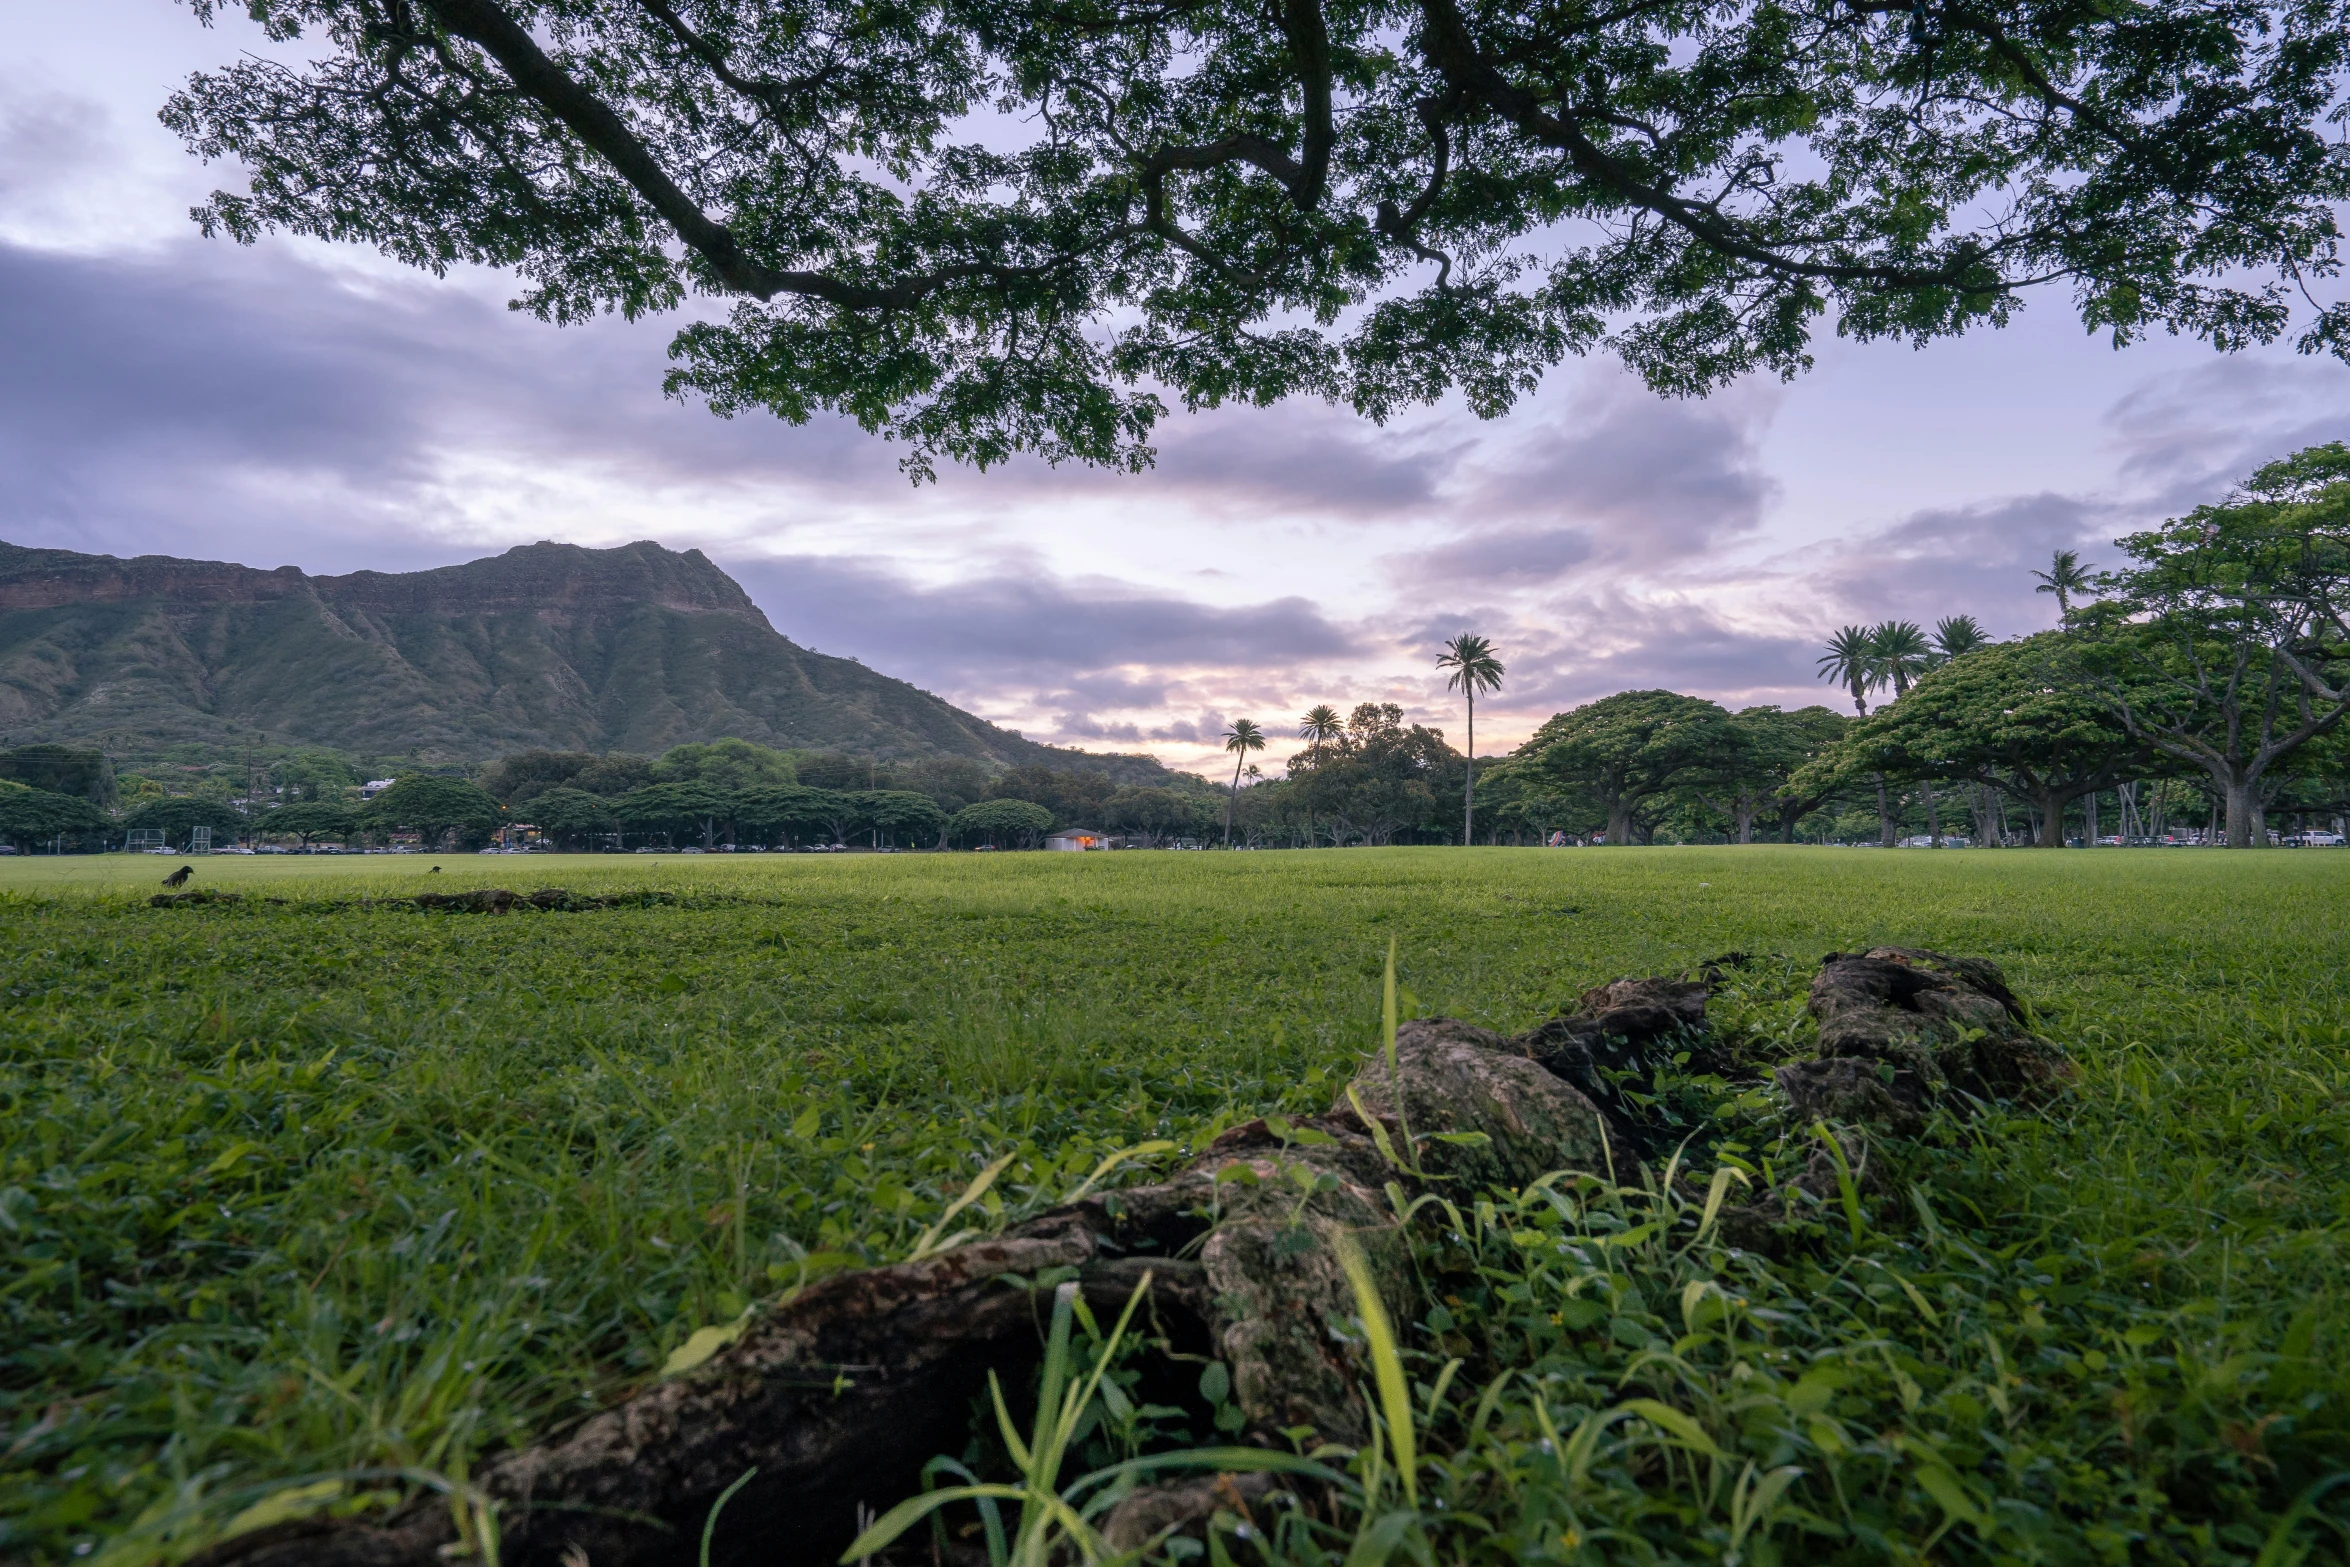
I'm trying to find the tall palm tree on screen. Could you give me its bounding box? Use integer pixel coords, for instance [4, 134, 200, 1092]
[1221, 718, 1265, 846]
[2032, 549, 2094, 618]
[1816, 625, 1881, 716]
[1295, 704, 1341, 850]
[1869, 620, 1933, 697]
[1435, 633, 1506, 847]
[1866, 620, 1942, 846]
[1297, 704, 1343, 756]
[1931, 614, 1990, 662]
[1929, 614, 1991, 838]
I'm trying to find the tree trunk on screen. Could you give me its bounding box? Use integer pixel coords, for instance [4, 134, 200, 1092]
[1606, 796, 1633, 845]
[1463, 694, 1475, 848]
[1875, 775, 1894, 846]
[1922, 782, 1941, 847]
[2224, 775, 2259, 848]
[2035, 791, 2067, 848]
[2082, 791, 2098, 847]
[1735, 794, 1755, 844]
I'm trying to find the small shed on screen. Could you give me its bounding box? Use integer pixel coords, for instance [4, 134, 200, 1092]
[1044, 828, 1107, 851]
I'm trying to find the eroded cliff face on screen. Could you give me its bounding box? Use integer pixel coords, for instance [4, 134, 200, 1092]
[0, 540, 1025, 765]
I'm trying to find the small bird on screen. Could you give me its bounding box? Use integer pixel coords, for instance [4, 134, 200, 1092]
[161, 865, 194, 889]
[429, 865, 442, 873]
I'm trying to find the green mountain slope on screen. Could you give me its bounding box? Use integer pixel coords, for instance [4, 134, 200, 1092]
[0, 540, 1077, 768]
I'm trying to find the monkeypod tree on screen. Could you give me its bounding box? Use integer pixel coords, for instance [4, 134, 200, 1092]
[164, 0, 2350, 474]
[2071, 442, 2350, 847]
[261, 799, 360, 848]
[851, 789, 950, 847]
[0, 782, 113, 853]
[1691, 705, 1851, 844]
[1524, 690, 1733, 845]
[949, 797, 1054, 848]
[365, 775, 505, 849]
[519, 786, 619, 849]
[1801, 635, 2142, 847]
[612, 780, 735, 847]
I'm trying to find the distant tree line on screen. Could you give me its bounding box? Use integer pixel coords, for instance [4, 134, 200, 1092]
[0, 735, 1231, 854]
[3, 448, 2341, 855]
[1449, 444, 2348, 849]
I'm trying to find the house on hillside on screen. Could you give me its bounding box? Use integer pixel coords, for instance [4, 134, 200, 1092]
[1044, 828, 1107, 851]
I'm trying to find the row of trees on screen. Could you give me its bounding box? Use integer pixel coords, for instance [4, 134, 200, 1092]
[1461, 445, 2350, 849]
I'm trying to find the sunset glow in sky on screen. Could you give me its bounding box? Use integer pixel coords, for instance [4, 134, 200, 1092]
[8, 0, 2350, 775]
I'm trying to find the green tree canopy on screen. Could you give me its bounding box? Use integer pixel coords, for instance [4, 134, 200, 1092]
[478, 750, 604, 805]
[161, 0, 2350, 476]
[732, 784, 848, 843]
[1469, 755, 1602, 843]
[950, 798, 1054, 849]
[853, 790, 949, 846]
[366, 775, 505, 849]
[0, 782, 113, 852]
[1800, 635, 2141, 847]
[272, 750, 359, 803]
[654, 740, 798, 792]
[1526, 690, 1735, 844]
[260, 800, 359, 847]
[2072, 441, 2350, 846]
[518, 787, 619, 848]
[1285, 702, 1460, 846]
[1104, 786, 1213, 846]
[1689, 705, 1851, 843]
[612, 781, 733, 846]
[0, 745, 117, 807]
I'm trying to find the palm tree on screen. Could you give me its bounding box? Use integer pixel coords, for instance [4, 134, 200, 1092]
[1295, 704, 1342, 850]
[1221, 718, 1265, 846]
[2032, 549, 2094, 618]
[1869, 620, 1933, 698]
[1867, 620, 1941, 846]
[1931, 614, 1989, 662]
[1816, 625, 1881, 717]
[1435, 633, 1506, 847]
[1297, 704, 1343, 756]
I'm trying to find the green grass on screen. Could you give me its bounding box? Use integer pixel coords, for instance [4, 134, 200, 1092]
[1, 848, 2345, 1564]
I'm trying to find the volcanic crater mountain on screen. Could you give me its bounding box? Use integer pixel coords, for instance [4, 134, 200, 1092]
[0, 539, 1073, 767]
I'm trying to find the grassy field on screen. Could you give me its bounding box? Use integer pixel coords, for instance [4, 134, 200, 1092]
[2, 847, 2345, 1564]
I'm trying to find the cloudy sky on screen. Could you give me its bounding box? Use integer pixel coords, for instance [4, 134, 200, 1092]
[8, 1, 2350, 774]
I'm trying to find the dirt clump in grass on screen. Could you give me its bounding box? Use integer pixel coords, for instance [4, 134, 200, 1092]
[147, 888, 245, 907]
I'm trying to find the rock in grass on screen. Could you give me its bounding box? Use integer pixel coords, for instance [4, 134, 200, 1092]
[409, 887, 518, 914]
[1809, 947, 2071, 1104]
[1351, 1017, 1618, 1188]
[1509, 976, 1714, 1155]
[1774, 1056, 1932, 1136]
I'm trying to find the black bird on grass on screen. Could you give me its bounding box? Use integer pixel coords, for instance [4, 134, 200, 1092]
[429, 865, 442, 873]
[161, 865, 194, 889]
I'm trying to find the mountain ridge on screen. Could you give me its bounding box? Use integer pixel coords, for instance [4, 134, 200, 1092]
[0, 539, 1121, 772]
